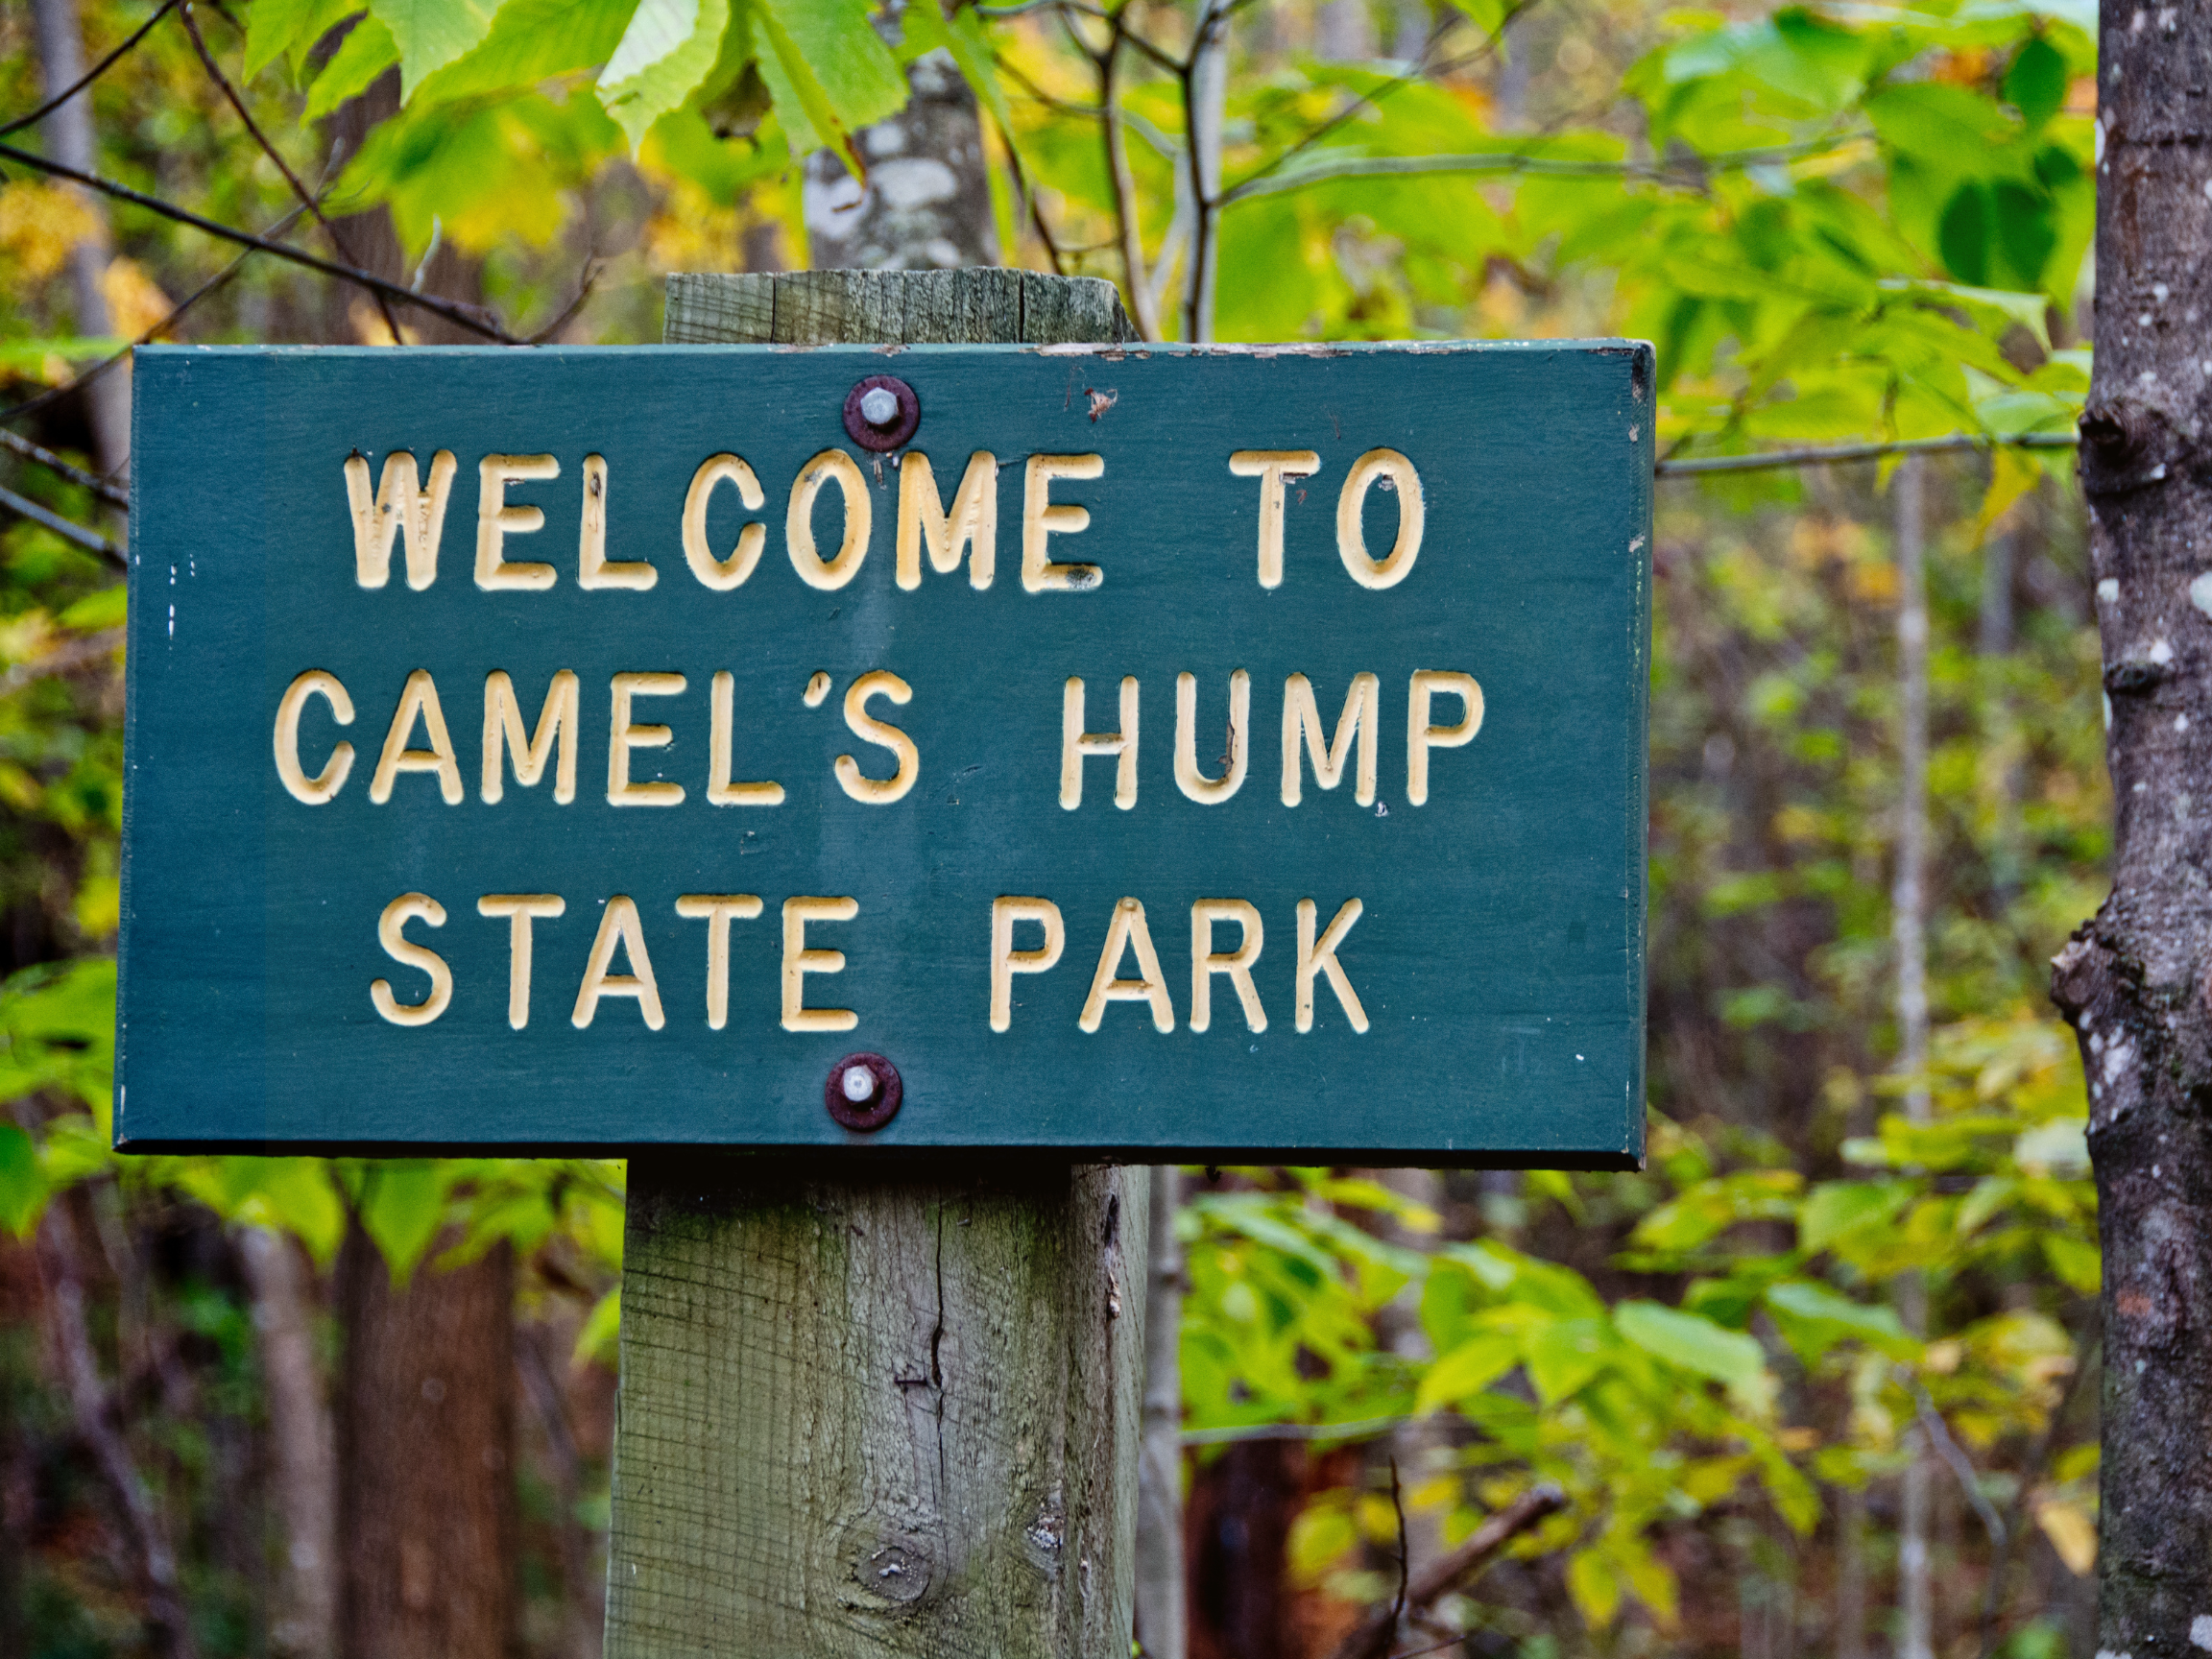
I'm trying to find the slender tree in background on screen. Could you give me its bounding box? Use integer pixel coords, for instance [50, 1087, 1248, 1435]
[2051, 2, 2212, 1649]
[1893, 453, 1934, 1659]
[237, 1226, 339, 1659]
[28, 0, 129, 478]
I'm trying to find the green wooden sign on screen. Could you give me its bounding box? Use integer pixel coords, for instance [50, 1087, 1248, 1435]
[117, 340, 1650, 1162]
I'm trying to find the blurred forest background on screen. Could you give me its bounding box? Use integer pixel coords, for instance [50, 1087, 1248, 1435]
[0, 0, 2105, 1655]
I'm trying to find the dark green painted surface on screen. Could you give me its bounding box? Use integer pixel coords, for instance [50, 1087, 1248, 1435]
[117, 341, 1650, 1162]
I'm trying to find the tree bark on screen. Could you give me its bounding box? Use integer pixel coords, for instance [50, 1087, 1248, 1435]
[336, 1222, 517, 1659]
[803, 50, 997, 272]
[28, 0, 131, 479]
[239, 1226, 339, 1659]
[2048, 5, 2212, 1647]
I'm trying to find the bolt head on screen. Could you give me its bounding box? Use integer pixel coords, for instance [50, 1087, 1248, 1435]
[841, 1064, 877, 1103]
[858, 387, 901, 425]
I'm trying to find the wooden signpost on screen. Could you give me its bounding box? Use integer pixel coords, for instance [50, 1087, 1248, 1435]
[116, 266, 1652, 1654]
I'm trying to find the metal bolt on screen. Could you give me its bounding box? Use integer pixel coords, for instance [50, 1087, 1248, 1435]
[824, 1051, 902, 1131]
[842, 375, 919, 451]
[858, 387, 900, 425]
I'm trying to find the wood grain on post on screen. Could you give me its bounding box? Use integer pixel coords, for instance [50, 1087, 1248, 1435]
[606, 268, 1145, 1659]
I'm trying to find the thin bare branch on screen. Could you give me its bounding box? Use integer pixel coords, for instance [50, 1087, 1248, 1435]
[0, 199, 310, 428]
[0, 482, 125, 564]
[1656, 431, 2078, 477]
[1326, 1483, 1568, 1659]
[0, 140, 519, 342]
[0, 428, 129, 506]
[179, 0, 403, 344]
[1183, 1412, 1411, 1446]
[1098, 11, 1164, 340]
[0, 0, 182, 138]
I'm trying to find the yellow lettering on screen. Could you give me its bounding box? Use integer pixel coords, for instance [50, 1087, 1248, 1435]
[787, 449, 871, 590]
[370, 893, 451, 1026]
[898, 450, 998, 590]
[477, 894, 564, 1030]
[345, 449, 456, 590]
[481, 670, 579, 804]
[572, 896, 665, 1030]
[1061, 676, 1139, 810]
[1174, 670, 1250, 805]
[707, 672, 784, 805]
[1228, 450, 1321, 589]
[990, 897, 1064, 1032]
[475, 454, 560, 590]
[274, 670, 355, 805]
[1079, 897, 1173, 1033]
[1281, 672, 1380, 806]
[577, 453, 655, 589]
[607, 672, 685, 807]
[370, 669, 464, 805]
[1295, 897, 1368, 1034]
[1407, 670, 1483, 805]
[1336, 448, 1423, 589]
[1190, 899, 1265, 1033]
[675, 894, 763, 1029]
[682, 453, 767, 590]
[781, 896, 859, 1033]
[834, 671, 919, 805]
[1022, 454, 1103, 592]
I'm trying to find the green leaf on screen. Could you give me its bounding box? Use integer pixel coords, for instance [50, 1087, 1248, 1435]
[58, 585, 126, 632]
[1798, 1180, 1911, 1252]
[574, 1285, 621, 1364]
[0, 1124, 45, 1238]
[246, 0, 359, 79]
[360, 1162, 449, 1283]
[305, 15, 400, 120]
[2004, 36, 2068, 131]
[1938, 183, 1990, 286]
[370, 0, 500, 98]
[2040, 1233, 2101, 1293]
[1764, 1279, 1915, 1361]
[1415, 1329, 1521, 1413]
[1991, 179, 2056, 288]
[1615, 1300, 1772, 1409]
[1526, 1316, 1611, 1405]
[1567, 1546, 1622, 1628]
[749, 0, 906, 163]
[408, 0, 638, 103]
[598, 0, 729, 152]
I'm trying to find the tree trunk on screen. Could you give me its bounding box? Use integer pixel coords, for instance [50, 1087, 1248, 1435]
[239, 1226, 340, 1659]
[1136, 1165, 1187, 1659]
[1892, 453, 1935, 1659]
[803, 44, 997, 271]
[336, 1222, 517, 1659]
[28, 0, 131, 479]
[2049, 5, 2212, 1647]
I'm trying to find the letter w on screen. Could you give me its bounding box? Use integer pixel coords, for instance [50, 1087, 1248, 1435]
[345, 449, 458, 589]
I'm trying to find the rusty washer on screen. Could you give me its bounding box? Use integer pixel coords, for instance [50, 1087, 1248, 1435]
[842, 374, 920, 451]
[825, 1052, 902, 1132]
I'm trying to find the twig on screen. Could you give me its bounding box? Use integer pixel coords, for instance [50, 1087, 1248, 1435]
[0, 141, 518, 343]
[0, 199, 311, 430]
[0, 429, 130, 507]
[1325, 1483, 1568, 1659]
[0, 483, 126, 564]
[527, 256, 602, 344]
[1906, 1379, 2008, 1552]
[1388, 1459, 1410, 1648]
[1096, 9, 1164, 340]
[1183, 1413, 1410, 1446]
[996, 122, 1068, 275]
[1656, 431, 2078, 477]
[1229, 0, 1540, 200]
[37, 1204, 202, 1659]
[0, 627, 126, 700]
[0, 0, 184, 138]
[178, 1, 403, 345]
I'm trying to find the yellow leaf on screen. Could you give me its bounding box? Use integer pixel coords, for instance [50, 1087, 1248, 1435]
[2033, 1498, 2097, 1575]
[98, 257, 174, 340]
[1567, 1548, 1622, 1628]
[1972, 445, 2042, 546]
[0, 182, 99, 282]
